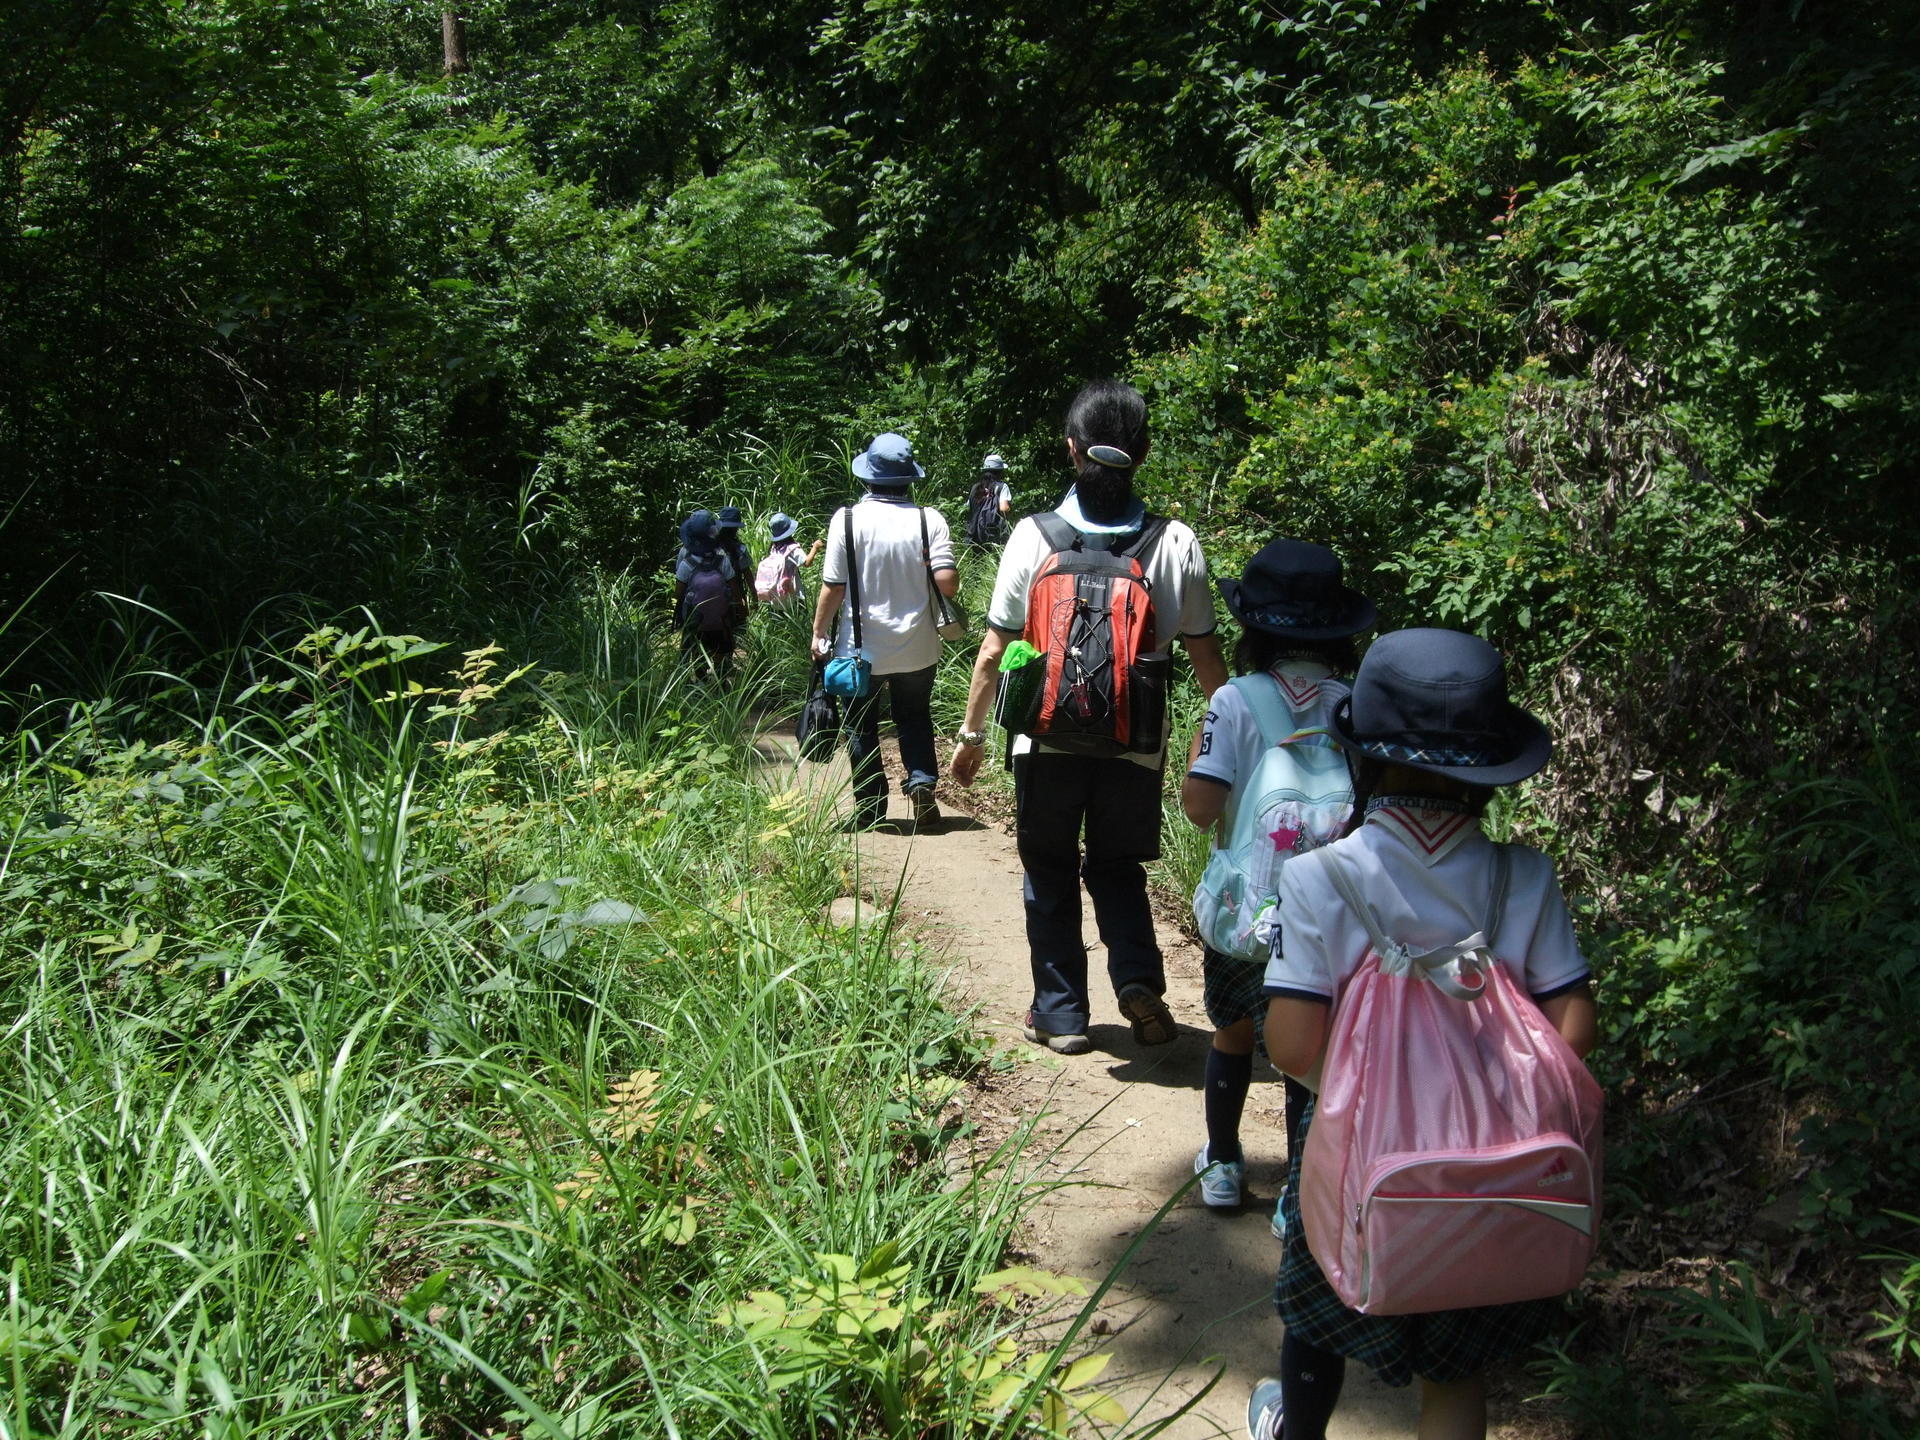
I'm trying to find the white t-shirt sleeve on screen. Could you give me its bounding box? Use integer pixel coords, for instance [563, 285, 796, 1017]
[925, 508, 956, 572]
[1268, 852, 1338, 1000]
[986, 518, 1046, 633]
[821, 508, 850, 587]
[1172, 529, 1217, 639]
[1507, 847, 1589, 996]
[1188, 683, 1249, 789]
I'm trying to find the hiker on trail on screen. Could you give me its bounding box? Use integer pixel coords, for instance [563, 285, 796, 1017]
[715, 505, 754, 625]
[754, 512, 820, 604]
[1181, 539, 1375, 1212]
[964, 452, 1013, 548]
[1249, 628, 1600, 1440]
[675, 508, 738, 671]
[812, 432, 959, 830]
[949, 379, 1228, 1055]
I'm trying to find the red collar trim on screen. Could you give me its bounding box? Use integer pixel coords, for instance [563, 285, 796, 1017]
[1367, 804, 1479, 863]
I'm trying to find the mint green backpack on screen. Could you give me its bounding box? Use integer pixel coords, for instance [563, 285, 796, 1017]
[1190, 674, 1353, 961]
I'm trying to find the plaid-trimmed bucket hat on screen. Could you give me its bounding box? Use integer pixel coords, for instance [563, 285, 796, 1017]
[1218, 538, 1375, 641]
[1330, 628, 1551, 785]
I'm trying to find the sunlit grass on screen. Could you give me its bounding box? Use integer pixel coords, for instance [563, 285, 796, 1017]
[0, 586, 1095, 1438]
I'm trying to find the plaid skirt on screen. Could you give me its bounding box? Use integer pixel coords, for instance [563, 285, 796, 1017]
[1201, 945, 1268, 1041]
[1272, 1096, 1562, 1387]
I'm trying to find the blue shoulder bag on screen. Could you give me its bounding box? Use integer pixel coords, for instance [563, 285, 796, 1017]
[822, 506, 873, 698]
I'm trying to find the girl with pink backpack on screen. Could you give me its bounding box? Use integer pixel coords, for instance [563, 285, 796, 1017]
[754, 512, 821, 604]
[1249, 628, 1600, 1440]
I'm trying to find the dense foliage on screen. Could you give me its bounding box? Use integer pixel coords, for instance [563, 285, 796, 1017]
[6, 0, 1920, 1429]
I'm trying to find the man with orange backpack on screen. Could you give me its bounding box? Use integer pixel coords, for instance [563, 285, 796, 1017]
[950, 381, 1227, 1055]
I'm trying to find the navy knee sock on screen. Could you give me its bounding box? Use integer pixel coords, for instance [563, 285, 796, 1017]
[1203, 1048, 1253, 1165]
[1279, 1333, 1345, 1440]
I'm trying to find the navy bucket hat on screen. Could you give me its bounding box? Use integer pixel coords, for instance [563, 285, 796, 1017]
[852, 432, 924, 484]
[715, 505, 744, 531]
[1218, 538, 1376, 641]
[1331, 628, 1552, 785]
[680, 509, 718, 548]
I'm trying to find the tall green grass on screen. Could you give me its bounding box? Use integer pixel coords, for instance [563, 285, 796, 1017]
[0, 584, 1110, 1438]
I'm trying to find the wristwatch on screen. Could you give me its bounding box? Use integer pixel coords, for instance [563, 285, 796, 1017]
[955, 728, 986, 748]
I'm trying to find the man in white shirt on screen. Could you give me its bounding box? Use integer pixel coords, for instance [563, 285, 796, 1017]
[813, 433, 959, 829]
[950, 381, 1228, 1054]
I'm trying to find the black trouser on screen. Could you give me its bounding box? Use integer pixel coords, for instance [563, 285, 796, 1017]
[1013, 749, 1165, 1034]
[842, 664, 938, 826]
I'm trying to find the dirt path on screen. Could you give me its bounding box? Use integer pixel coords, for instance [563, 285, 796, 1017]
[766, 725, 1544, 1438]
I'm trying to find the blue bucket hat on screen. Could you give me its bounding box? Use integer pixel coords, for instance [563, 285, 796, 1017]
[1218, 538, 1375, 641]
[1331, 628, 1552, 785]
[852, 432, 923, 484]
[715, 505, 743, 531]
[680, 509, 718, 548]
[767, 512, 798, 543]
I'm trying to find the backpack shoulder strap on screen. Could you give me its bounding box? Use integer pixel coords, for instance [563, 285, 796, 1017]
[1031, 511, 1080, 554]
[1485, 842, 1512, 941]
[1116, 512, 1171, 566]
[842, 506, 863, 651]
[1235, 673, 1294, 750]
[1320, 846, 1395, 962]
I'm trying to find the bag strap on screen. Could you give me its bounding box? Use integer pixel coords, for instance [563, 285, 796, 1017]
[1484, 842, 1512, 939]
[1214, 675, 1287, 846]
[842, 505, 863, 652]
[1236, 673, 1294, 750]
[1031, 509, 1168, 565]
[1032, 511, 1079, 554]
[1320, 843, 1507, 1003]
[1116, 513, 1170, 566]
[920, 506, 942, 625]
[1321, 846, 1395, 964]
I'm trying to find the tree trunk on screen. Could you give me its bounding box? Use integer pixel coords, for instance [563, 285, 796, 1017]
[441, 10, 469, 75]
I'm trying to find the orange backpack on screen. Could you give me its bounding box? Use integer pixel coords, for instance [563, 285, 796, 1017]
[1020, 512, 1171, 756]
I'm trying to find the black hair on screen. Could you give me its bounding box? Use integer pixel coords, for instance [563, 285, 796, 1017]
[1064, 380, 1148, 523]
[1233, 630, 1359, 678]
[1340, 757, 1493, 838]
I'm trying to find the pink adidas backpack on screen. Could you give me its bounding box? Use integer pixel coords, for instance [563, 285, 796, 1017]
[1300, 844, 1604, 1316]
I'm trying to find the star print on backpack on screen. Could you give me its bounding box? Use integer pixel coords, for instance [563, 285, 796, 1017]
[1191, 672, 1352, 961]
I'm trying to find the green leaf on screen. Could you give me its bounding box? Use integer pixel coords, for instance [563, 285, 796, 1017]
[398, 1270, 452, 1319]
[857, 1240, 901, 1280]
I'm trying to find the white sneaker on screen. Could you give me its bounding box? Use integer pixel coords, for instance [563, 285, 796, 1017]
[1194, 1146, 1245, 1208]
[1247, 1376, 1285, 1440]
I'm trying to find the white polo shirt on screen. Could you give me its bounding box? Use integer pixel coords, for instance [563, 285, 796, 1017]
[986, 492, 1216, 767]
[1267, 804, 1590, 1007]
[822, 494, 956, 676]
